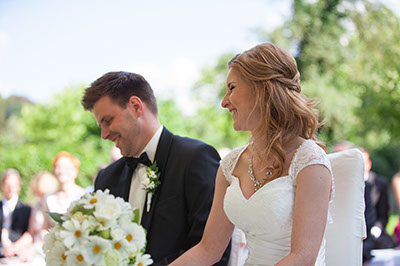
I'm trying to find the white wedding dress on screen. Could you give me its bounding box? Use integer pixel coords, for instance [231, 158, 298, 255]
[222, 140, 334, 266]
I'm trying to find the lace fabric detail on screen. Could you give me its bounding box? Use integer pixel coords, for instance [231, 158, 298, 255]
[221, 141, 335, 203]
[289, 140, 335, 205]
[220, 145, 248, 184]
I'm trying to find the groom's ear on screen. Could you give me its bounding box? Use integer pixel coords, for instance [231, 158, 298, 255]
[127, 96, 144, 118]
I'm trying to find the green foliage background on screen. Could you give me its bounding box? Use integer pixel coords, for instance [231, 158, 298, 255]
[0, 0, 399, 204]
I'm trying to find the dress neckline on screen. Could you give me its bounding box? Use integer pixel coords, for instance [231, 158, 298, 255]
[230, 139, 312, 201]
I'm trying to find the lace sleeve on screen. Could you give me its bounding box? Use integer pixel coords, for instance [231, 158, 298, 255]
[289, 140, 334, 203]
[220, 145, 248, 184]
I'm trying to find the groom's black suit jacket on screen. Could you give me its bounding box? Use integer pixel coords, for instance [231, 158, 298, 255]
[95, 127, 230, 265]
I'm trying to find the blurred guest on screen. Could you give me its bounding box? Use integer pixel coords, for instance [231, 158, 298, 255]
[0, 169, 32, 258]
[27, 171, 59, 256]
[332, 140, 354, 153]
[391, 171, 400, 245]
[43, 151, 85, 229]
[358, 146, 395, 250]
[85, 146, 121, 193]
[85, 163, 107, 193]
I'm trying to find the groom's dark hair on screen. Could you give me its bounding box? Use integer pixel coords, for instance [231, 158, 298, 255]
[81, 71, 158, 115]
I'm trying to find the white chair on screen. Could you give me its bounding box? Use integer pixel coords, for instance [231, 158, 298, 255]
[325, 148, 366, 266]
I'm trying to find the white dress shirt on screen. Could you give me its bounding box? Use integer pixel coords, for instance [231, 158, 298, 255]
[2, 195, 19, 229]
[128, 126, 163, 222]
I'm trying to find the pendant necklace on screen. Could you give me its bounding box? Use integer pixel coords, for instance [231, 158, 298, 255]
[248, 157, 273, 191]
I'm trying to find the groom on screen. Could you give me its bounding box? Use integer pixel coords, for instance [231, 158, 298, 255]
[81, 71, 230, 265]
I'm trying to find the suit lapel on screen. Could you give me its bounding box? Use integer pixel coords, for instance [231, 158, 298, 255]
[121, 166, 134, 202]
[368, 172, 379, 206]
[141, 127, 173, 231]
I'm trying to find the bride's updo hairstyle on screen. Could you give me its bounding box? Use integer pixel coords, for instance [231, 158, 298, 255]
[228, 43, 326, 179]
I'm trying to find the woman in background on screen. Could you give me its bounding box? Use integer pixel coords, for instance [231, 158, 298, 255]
[28, 171, 59, 246]
[43, 151, 85, 229]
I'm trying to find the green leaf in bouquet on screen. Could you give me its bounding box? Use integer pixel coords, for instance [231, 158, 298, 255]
[132, 208, 140, 224]
[48, 212, 63, 224]
[98, 229, 111, 239]
[73, 203, 94, 215]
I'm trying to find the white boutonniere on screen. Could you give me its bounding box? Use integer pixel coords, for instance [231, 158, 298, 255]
[141, 162, 160, 212]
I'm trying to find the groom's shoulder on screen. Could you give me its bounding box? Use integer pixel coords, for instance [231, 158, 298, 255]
[171, 133, 217, 154]
[98, 158, 126, 178]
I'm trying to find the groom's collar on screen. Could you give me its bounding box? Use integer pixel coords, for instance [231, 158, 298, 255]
[141, 125, 163, 163]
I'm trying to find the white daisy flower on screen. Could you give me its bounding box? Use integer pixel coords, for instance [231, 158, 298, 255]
[59, 218, 90, 248]
[43, 225, 62, 253]
[111, 238, 131, 258]
[133, 253, 153, 266]
[65, 248, 88, 266]
[89, 213, 116, 231]
[122, 223, 147, 251]
[83, 235, 112, 265]
[82, 189, 111, 209]
[45, 240, 68, 266]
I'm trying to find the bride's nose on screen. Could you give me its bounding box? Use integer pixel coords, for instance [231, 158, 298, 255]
[221, 93, 229, 109]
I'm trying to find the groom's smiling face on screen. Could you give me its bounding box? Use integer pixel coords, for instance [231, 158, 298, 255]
[92, 96, 143, 157]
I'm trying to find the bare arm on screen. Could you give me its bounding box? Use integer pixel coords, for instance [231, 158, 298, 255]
[2, 231, 33, 257]
[392, 174, 400, 211]
[276, 164, 331, 265]
[170, 167, 235, 265]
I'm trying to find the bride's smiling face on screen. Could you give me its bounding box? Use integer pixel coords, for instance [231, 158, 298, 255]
[221, 68, 260, 132]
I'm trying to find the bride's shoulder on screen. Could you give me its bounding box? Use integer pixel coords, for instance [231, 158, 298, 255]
[220, 145, 248, 183]
[295, 139, 327, 159]
[290, 139, 331, 177]
[221, 145, 247, 164]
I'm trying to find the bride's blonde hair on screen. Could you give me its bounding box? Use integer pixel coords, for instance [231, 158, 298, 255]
[228, 43, 326, 179]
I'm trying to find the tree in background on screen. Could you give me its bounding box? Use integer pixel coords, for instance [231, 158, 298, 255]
[252, 0, 400, 177]
[0, 87, 112, 200]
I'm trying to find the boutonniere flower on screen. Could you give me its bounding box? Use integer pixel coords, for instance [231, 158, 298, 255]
[141, 162, 161, 212]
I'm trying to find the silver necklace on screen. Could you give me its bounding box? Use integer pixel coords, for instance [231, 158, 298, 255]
[248, 157, 273, 191]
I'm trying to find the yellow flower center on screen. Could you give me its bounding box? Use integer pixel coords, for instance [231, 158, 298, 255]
[114, 242, 122, 250]
[77, 254, 84, 262]
[90, 198, 98, 204]
[75, 230, 81, 238]
[126, 234, 133, 242]
[100, 221, 105, 226]
[61, 253, 67, 260]
[93, 245, 101, 254]
[138, 263, 143, 266]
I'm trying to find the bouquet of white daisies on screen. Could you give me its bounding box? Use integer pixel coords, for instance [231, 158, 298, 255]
[43, 189, 153, 266]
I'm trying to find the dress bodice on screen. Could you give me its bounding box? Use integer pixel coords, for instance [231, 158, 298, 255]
[222, 140, 334, 266]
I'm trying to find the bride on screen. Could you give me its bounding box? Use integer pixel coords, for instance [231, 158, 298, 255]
[170, 43, 333, 265]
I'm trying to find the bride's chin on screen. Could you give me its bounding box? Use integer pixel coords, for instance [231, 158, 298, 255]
[232, 122, 241, 132]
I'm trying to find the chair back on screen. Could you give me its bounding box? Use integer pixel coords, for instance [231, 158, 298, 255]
[325, 148, 366, 266]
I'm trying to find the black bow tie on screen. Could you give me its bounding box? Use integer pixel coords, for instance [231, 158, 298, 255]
[124, 152, 152, 170]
